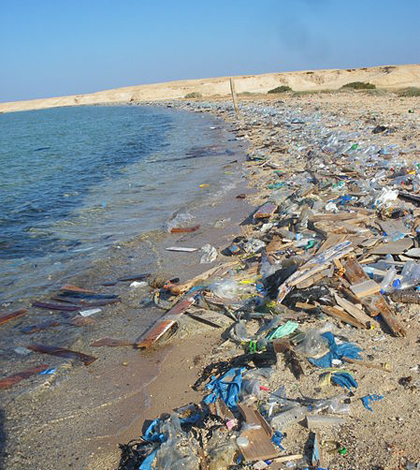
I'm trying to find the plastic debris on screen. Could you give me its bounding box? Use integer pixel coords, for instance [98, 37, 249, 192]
[200, 244, 218, 263]
[203, 367, 245, 411]
[330, 372, 358, 390]
[361, 394, 384, 411]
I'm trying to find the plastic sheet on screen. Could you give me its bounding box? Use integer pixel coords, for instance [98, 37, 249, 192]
[200, 244, 218, 263]
[204, 367, 245, 411]
[307, 332, 363, 368]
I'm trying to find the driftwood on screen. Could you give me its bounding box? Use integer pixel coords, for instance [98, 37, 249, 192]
[0, 365, 49, 389]
[28, 344, 97, 366]
[0, 308, 28, 325]
[135, 290, 199, 349]
[343, 259, 405, 336]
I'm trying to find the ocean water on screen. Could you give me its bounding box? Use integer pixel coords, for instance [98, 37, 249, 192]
[0, 105, 242, 303]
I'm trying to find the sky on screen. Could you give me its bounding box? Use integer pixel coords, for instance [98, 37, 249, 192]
[0, 0, 419, 102]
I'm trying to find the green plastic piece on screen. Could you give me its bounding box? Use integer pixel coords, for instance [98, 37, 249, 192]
[266, 320, 299, 340]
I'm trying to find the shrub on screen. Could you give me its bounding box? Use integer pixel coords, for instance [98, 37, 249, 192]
[184, 92, 202, 99]
[341, 81, 376, 90]
[397, 87, 420, 97]
[267, 85, 292, 94]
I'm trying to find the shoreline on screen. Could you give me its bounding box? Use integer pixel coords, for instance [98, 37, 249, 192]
[2, 92, 420, 469]
[0, 105, 255, 470]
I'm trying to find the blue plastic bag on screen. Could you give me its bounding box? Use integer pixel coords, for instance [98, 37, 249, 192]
[308, 332, 362, 368]
[203, 367, 245, 411]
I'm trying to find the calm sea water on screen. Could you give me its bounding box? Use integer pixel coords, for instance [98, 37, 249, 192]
[0, 105, 240, 303]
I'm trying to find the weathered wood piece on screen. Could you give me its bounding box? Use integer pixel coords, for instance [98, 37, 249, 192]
[372, 238, 413, 255]
[32, 301, 79, 312]
[0, 308, 28, 325]
[237, 404, 279, 461]
[28, 344, 97, 365]
[321, 305, 365, 329]
[343, 259, 405, 336]
[334, 293, 372, 327]
[135, 291, 198, 349]
[277, 241, 353, 304]
[254, 202, 278, 219]
[60, 285, 96, 294]
[170, 225, 200, 233]
[169, 261, 240, 295]
[350, 279, 381, 298]
[0, 365, 49, 389]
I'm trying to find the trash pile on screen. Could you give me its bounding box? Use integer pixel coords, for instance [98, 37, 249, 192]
[117, 99, 420, 469]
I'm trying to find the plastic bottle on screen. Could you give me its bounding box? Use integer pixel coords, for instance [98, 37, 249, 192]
[270, 405, 308, 430]
[399, 261, 420, 289]
[380, 266, 397, 293]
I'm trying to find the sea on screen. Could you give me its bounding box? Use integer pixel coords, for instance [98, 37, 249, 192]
[0, 104, 244, 305]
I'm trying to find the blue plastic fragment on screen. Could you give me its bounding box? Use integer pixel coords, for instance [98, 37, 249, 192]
[271, 431, 285, 450]
[143, 418, 166, 443]
[361, 394, 384, 411]
[203, 367, 245, 411]
[139, 449, 157, 470]
[38, 368, 57, 375]
[333, 194, 353, 206]
[331, 372, 358, 390]
[308, 332, 363, 368]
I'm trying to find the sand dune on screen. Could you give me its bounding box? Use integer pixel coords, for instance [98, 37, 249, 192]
[1, 64, 419, 113]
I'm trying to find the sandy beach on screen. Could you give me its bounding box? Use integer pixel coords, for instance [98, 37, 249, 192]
[1, 64, 420, 114]
[1, 71, 420, 470]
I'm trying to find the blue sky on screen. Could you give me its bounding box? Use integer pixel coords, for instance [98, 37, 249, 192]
[0, 0, 419, 102]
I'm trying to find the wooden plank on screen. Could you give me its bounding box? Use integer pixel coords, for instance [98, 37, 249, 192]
[0, 365, 49, 389]
[321, 305, 365, 329]
[362, 295, 406, 337]
[135, 291, 198, 349]
[60, 284, 96, 294]
[350, 279, 381, 298]
[372, 238, 413, 255]
[343, 259, 406, 337]
[170, 225, 200, 233]
[343, 259, 368, 284]
[379, 220, 411, 237]
[266, 235, 284, 254]
[254, 202, 278, 219]
[0, 308, 28, 326]
[237, 404, 279, 461]
[169, 261, 240, 295]
[277, 241, 353, 304]
[334, 293, 372, 326]
[32, 301, 79, 312]
[28, 344, 97, 366]
[310, 213, 363, 223]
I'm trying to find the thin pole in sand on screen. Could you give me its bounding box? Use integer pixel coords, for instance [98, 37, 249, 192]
[230, 77, 239, 117]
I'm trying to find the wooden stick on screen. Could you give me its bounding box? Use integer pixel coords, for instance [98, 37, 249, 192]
[230, 77, 239, 117]
[342, 357, 391, 372]
[271, 454, 303, 463]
